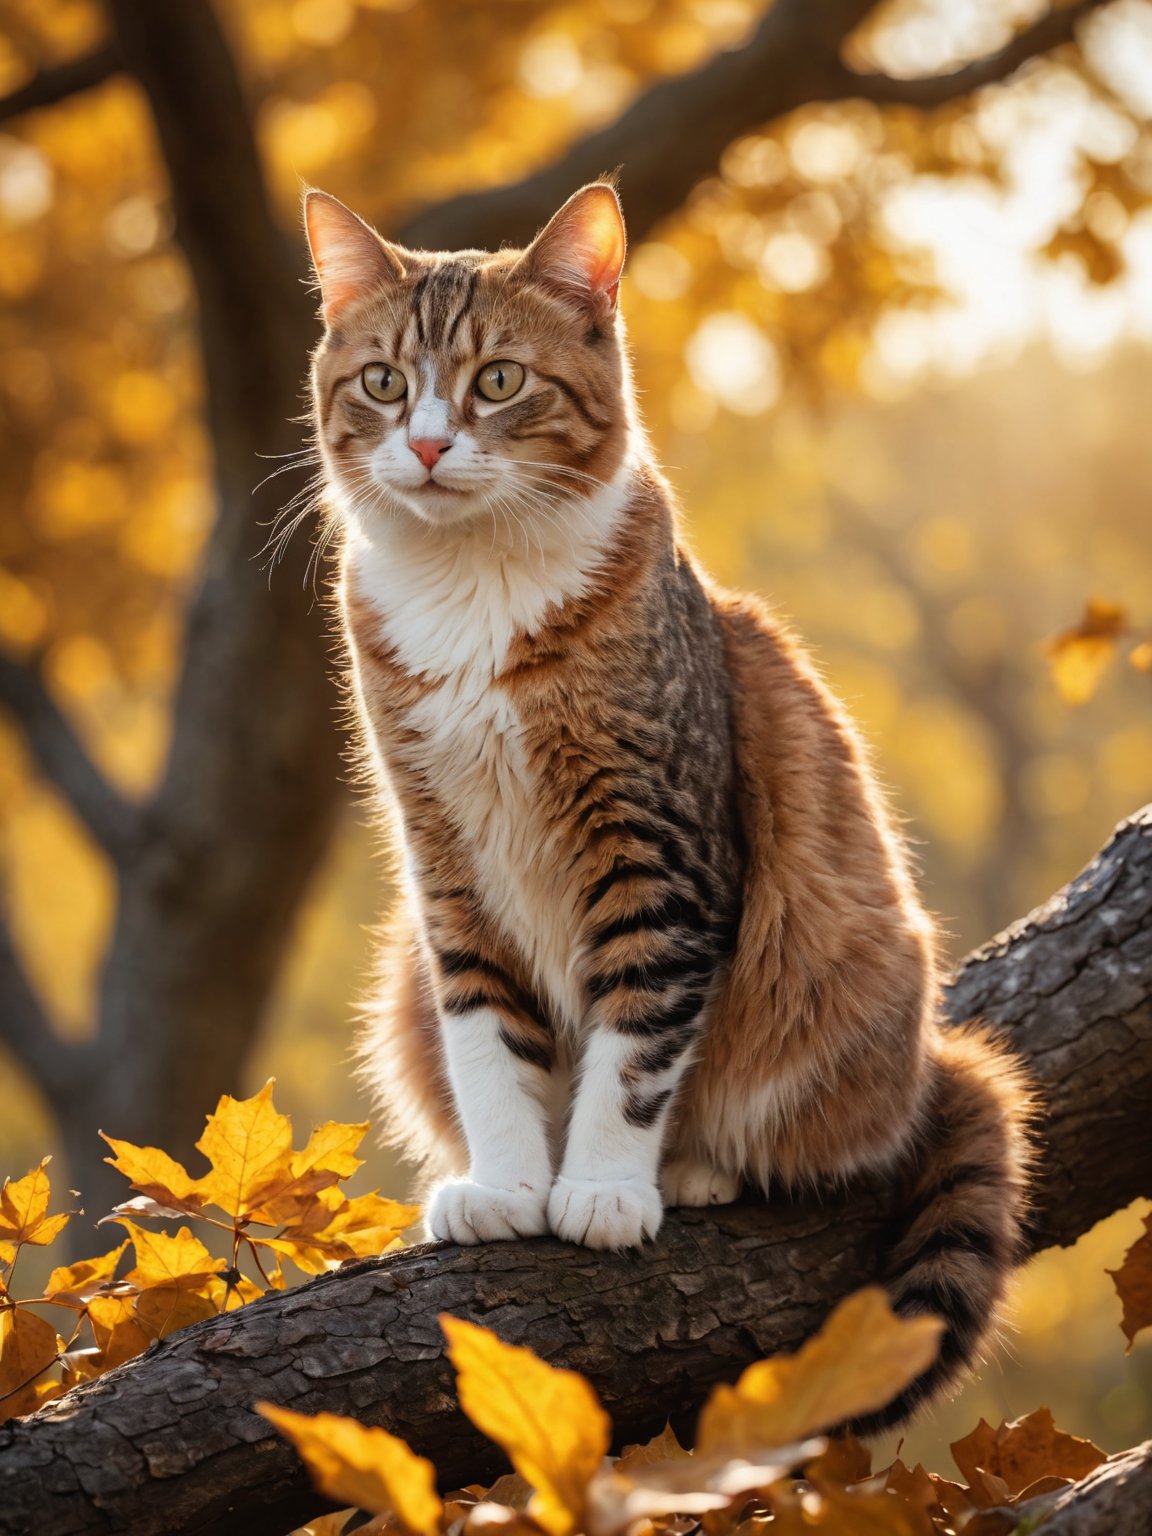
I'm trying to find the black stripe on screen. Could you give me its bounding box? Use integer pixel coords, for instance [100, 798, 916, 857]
[588, 951, 712, 1001]
[633, 1029, 697, 1076]
[614, 989, 706, 1038]
[585, 862, 666, 911]
[436, 949, 506, 980]
[900, 1161, 996, 1230]
[498, 1027, 552, 1072]
[441, 988, 502, 1016]
[624, 1087, 673, 1128]
[445, 270, 478, 347]
[539, 371, 610, 431]
[589, 892, 706, 948]
[411, 273, 431, 345]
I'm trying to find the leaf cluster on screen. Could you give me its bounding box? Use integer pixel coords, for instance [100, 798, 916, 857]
[0, 1081, 418, 1421]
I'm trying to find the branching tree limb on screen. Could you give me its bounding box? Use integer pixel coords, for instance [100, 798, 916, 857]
[0, 652, 137, 866]
[0, 39, 121, 126]
[1, 807, 1148, 1536]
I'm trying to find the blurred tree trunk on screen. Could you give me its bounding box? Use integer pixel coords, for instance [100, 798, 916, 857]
[0, 0, 1115, 1244]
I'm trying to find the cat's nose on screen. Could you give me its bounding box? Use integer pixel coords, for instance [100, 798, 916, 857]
[409, 437, 452, 470]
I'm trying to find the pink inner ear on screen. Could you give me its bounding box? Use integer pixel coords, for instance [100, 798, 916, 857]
[528, 185, 627, 305]
[305, 192, 403, 323]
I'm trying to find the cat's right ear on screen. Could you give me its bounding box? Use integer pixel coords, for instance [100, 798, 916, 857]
[304, 190, 406, 324]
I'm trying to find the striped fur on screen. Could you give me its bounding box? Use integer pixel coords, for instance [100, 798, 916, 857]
[303, 183, 1033, 1414]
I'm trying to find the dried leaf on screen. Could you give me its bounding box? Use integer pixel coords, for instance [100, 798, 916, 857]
[259, 1403, 443, 1536]
[87, 1292, 153, 1369]
[0, 1306, 60, 1422]
[1108, 1211, 1152, 1350]
[697, 1289, 943, 1454]
[1046, 599, 1129, 705]
[0, 1159, 73, 1250]
[616, 1425, 691, 1472]
[806, 1431, 872, 1485]
[950, 1410, 1106, 1503]
[769, 1478, 934, 1534]
[442, 1315, 610, 1536]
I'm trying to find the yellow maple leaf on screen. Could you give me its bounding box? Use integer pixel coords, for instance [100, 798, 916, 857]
[134, 1286, 219, 1337]
[100, 1136, 207, 1214]
[0, 1159, 73, 1251]
[194, 1080, 298, 1218]
[87, 1292, 153, 1369]
[697, 1289, 943, 1455]
[1108, 1211, 1152, 1351]
[1045, 598, 1129, 706]
[442, 1315, 610, 1536]
[118, 1220, 225, 1291]
[259, 1403, 443, 1536]
[45, 1243, 127, 1302]
[245, 1118, 370, 1227]
[0, 1306, 61, 1423]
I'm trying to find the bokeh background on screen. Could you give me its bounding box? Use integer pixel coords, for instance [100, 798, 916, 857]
[0, 0, 1149, 1476]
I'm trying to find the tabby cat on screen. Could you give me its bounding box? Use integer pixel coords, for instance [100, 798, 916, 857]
[304, 181, 1032, 1420]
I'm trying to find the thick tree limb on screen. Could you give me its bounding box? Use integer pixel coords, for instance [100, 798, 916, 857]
[397, 0, 1113, 251]
[0, 806, 1148, 1536]
[0, 40, 121, 126]
[0, 651, 136, 866]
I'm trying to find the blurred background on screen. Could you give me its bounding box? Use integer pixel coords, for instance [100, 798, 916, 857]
[0, 0, 1148, 1476]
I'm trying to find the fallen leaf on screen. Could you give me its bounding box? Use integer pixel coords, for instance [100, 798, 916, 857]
[442, 1315, 610, 1536]
[769, 1478, 934, 1534]
[950, 1409, 1106, 1503]
[259, 1402, 442, 1536]
[697, 1289, 943, 1454]
[806, 1431, 872, 1485]
[1108, 1211, 1152, 1350]
[616, 1424, 690, 1472]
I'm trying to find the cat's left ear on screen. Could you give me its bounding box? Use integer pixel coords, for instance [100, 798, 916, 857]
[304, 189, 406, 324]
[518, 182, 626, 317]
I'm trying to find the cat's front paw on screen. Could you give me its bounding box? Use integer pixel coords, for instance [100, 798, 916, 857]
[426, 1178, 549, 1244]
[547, 1175, 663, 1250]
[661, 1159, 742, 1207]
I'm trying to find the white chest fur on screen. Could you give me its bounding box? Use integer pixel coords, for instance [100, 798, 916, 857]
[343, 472, 631, 1029]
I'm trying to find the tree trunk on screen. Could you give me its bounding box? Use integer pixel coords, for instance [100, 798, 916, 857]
[1, 806, 1148, 1536]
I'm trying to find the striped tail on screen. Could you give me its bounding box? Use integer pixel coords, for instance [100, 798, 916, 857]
[851, 1023, 1035, 1435]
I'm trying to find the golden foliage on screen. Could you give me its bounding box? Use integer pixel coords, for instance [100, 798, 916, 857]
[442, 1315, 610, 1536]
[697, 1288, 943, 1453]
[0, 1084, 419, 1423]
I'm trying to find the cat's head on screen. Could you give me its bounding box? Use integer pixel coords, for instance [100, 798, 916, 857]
[305, 182, 632, 530]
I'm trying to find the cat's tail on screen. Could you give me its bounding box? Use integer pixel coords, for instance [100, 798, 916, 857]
[850, 1023, 1036, 1434]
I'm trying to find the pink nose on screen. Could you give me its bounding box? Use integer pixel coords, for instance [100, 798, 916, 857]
[409, 437, 451, 470]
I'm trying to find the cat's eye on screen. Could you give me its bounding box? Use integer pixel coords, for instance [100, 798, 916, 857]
[475, 360, 525, 402]
[362, 363, 407, 403]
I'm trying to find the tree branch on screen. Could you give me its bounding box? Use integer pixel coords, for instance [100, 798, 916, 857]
[1, 805, 1148, 1536]
[396, 0, 1115, 252]
[0, 651, 136, 865]
[0, 40, 122, 125]
[831, 0, 1111, 108]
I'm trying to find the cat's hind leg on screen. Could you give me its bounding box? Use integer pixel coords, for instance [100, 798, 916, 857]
[661, 1158, 741, 1207]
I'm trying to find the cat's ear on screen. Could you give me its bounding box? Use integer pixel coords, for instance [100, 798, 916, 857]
[304, 189, 406, 324]
[518, 182, 626, 316]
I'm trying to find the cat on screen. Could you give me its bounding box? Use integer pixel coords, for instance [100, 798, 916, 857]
[303, 179, 1032, 1421]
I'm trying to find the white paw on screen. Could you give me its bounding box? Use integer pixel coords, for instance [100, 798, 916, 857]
[426, 1178, 549, 1244]
[661, 1159, 741, 1207]
[547, 1175, 663, 1250]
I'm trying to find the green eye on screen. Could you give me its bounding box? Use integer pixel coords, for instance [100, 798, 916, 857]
[363, 363, 407, 403]
[475, 360, 525, 402]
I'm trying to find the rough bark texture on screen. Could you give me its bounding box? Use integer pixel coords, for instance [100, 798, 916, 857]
[1038, 1439, 1152, 1534]
[0, 807, 1148, 1536]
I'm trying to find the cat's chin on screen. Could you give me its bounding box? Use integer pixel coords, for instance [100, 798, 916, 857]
[392, 483, 493, 528]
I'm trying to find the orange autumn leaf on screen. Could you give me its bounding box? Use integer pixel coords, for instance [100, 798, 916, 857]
[0, 1306, 61, 1423]
[1108, 1210, 1152, 1350]
[259, 1403, 443, 1536]
[1045, 598, 1129, 706]
[769, 1477, 934, 1534]
[99, 1136, 207, 1216]
[118, 1220, 225, 1292]
[697, 1288, 943, 1454]
[193, 1080, 297, 1217]
[442, 1315, 610, 1536]
[87, 1292, 154, 1370]
[950, 1409, 1106, 1504]
[0, 1159, 74, 1257]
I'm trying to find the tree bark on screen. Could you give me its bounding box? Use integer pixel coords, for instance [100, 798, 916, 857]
[0, 806, 1148, 1536]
